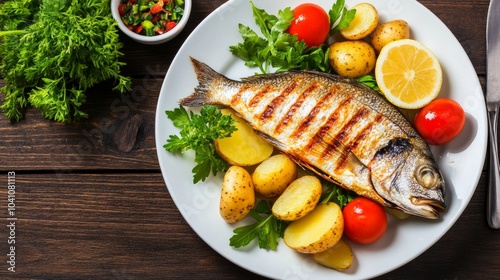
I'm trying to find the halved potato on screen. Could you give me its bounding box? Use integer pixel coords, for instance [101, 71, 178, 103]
[283, 202, 344, 254]
[272, 176, 322, 221]
[252, 154, 298, 198]
[312, 239, 354, 271]
[219, 166, 255, 223]
[340, 3, 379, 40]
[215, 108, 273, 166]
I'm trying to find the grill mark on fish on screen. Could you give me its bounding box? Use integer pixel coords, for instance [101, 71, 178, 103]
[349, 114, 384, 155]
[249, 84, 273, 108]
[291, 84, 338, 139]
[274, 80, 317, 134]
[303, 96, 353, 154]
[259, 95, 286, 122]
[230, 84, 249, 106]
[258, 79, 300, 122]
[331, 107, 370, 172]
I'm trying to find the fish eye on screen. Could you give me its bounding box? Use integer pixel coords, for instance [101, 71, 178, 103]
[416, 165, 438, 189]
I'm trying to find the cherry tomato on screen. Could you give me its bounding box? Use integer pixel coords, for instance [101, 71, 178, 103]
[287, 3, 330, 48]
[342, 197, 387, 244]
[413, 98, 465, 145]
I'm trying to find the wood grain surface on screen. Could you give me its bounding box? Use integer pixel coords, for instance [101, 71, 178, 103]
[0, 0, 498, 279]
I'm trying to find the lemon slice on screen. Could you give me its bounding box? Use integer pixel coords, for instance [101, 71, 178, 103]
[339, 3, 379, 40]
[375, 39, 443, 109]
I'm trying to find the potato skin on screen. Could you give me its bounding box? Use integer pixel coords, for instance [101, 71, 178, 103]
[272, 175, 322, 221]
[328, 40, 376, 78]
[220, 166, 255, 223]
[252, 154, 297, 198]
[371, 19, 410, 53]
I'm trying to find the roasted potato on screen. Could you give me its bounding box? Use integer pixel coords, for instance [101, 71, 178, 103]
[215, 108, 273, 166]
[312, 239, 354, 271]
[283, 202, 344, 254]
[328, 40, 376, 78]
[252, 154, 297, 198]
[340, 3, 379, 40]
[371, 19, 410, 53]
[219, 166, 255, 223]
[272, 176, 322, 221]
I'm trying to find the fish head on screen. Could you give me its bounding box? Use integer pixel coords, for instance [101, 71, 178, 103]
[371, 138, 446, 219]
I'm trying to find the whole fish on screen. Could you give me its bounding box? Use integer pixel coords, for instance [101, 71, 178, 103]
[180, 57, 446, 219]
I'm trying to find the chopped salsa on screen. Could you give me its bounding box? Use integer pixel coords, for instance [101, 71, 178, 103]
[118, 0, 185, 36]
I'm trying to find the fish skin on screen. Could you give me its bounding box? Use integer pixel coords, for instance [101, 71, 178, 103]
[180, 57, 446, 219]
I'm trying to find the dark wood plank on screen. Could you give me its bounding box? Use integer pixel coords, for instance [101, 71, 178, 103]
[0, 173, 265, 279]
[0, 78, 161, 171]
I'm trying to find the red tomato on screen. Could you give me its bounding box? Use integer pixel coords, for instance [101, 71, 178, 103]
[287, 3, 330, 48]
[413, 98, 465, 145]
[118, 4, 128, 17]
[166, 21, 177, 31]
[343, 197, 387, 244]
[150, 4, 163, 15]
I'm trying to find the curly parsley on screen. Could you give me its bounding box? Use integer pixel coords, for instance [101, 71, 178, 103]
[0, 0, 132, 123]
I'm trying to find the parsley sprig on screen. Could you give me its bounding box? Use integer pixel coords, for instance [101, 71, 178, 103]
[164, 105, 237, 184]
[229, 200, 289, 250]
[229, 0, 356, 74]
[320, 181, 357, 208]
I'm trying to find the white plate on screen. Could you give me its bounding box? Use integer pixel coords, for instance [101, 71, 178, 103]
[155, 0, 487, 279]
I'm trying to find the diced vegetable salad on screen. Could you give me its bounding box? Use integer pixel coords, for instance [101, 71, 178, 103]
[118, 0, 185, 36]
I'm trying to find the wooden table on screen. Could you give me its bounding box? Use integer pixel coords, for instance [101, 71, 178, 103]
[0, 0, 497, 279]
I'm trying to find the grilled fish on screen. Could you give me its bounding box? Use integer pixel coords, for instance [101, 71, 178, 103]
[180, 57, 446, 219]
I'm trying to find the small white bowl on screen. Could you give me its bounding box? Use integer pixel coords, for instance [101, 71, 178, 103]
[111, 0, 191, 45]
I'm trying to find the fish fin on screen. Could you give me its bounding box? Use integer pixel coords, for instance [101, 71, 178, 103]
[240, 71, 297, 83]
[179, 57, 223, 107]
[294, 158, 344, 185]
[318, 132, 368, 176]
[255, 131, 288, 151]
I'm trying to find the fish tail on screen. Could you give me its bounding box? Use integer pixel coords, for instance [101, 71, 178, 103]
[179, 57, 222, 107]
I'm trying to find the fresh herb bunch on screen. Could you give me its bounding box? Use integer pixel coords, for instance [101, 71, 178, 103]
[0, 0, 132, 123]
[229, 200, 289, 250]
[164, 105, 238, 184]
[229, 0, 356, 74]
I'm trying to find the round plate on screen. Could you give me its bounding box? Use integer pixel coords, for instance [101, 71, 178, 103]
[155, 0, 487, 278]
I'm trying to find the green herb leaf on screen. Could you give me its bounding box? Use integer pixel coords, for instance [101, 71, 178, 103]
[0, 0, 131, 123]
[356, 74, 380, 92]
[329, 0, 357, 35]
[320, 181, 357, 208]
[164, 105, 237, 184]
[229, 200, 289, 250]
